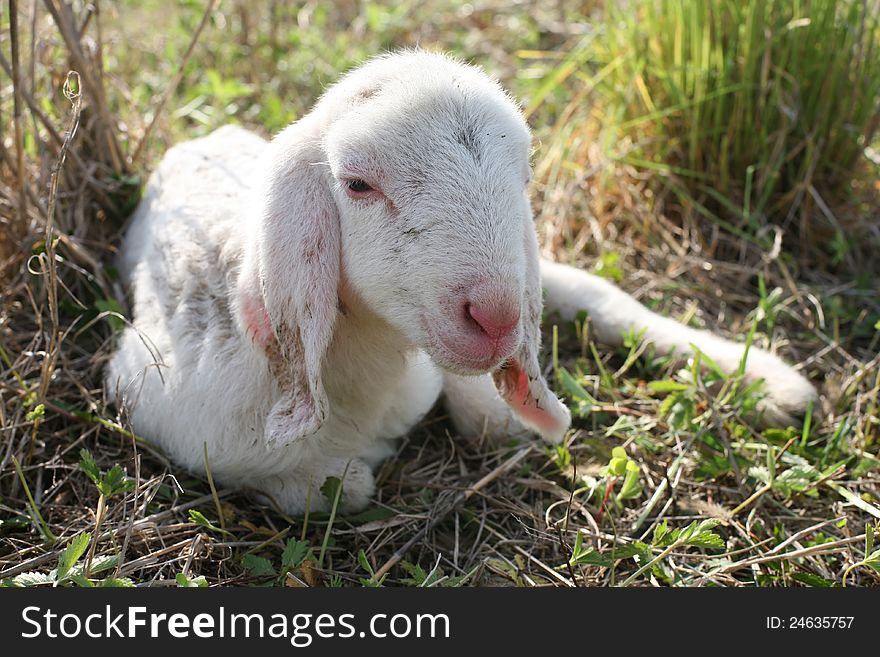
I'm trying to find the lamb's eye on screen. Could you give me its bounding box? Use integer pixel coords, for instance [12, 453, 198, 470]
[347, 179, 373, 193]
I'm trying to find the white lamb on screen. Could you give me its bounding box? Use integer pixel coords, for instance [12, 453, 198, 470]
[105, 51, 818, 514]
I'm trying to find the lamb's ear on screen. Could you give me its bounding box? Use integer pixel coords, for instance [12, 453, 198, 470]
[492, 223, 571, 444]
[239, 118, 339, 449]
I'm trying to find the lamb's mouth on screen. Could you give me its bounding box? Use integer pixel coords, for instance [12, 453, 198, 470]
[422, 317, 519, 375]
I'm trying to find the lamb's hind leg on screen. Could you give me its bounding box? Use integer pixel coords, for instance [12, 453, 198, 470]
[539, 259, 818, 427]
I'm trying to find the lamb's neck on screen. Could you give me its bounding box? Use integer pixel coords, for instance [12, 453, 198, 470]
[322, 294, 415, 404]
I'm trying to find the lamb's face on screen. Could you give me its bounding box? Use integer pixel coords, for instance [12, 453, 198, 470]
[326, 83, 534, 374]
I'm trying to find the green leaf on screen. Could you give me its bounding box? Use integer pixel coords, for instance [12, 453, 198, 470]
[791, 572, 836, 587]
[188, 509, 226, 534]
[594, 251, 624, 281]
[684, 530, 725, 550]
[321, 477, 343, 507]
[399, 560, 446, 587]
[95, 298, 126, 331]
[344, 507, 396, 525]
[87, 554, 120, 574]
[569, 543, 645, 567]
[658, 393, 678, 418]
[568, 530, 587, 565]
[763, 427, 798, 443]
[80, 451, 134, 498]
[608, 457, 628, 477]
[356, 549, 374, 576]
[3, 572, 55, 587]
[860, 550, 880, 574]
[69, 553, 118, 578]
[691, 348, 726, 380]
[356, 550, 387, 586]
[79, 449, 100, 485]
[241, 554, 275, 577]
[748, 465, 771, 485]
[617, 459, 643, 501]
[679, 519, 724, 550]
[569, 546, 610, 567]
[556, 367, 596, 414]
[99, 464, 135, 498]
[176, 573, 208, 587]
[68, 574, 94, 588]
[281, 539, 310, 570]
[100, 577, 135, 588]
[57, 533, 91, 581]
[647, 380, 691, 393]
[550, 444, 572, 469]
[399, 560, 429, 585]
[26, 404, 45, 423]
[652, 520, 670, 546]
[651, 519, 724, 551]
[772, 465, 821, 497]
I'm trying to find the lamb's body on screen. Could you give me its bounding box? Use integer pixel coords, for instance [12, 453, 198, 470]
[107, 126, 442, 510]
[107, 52, 817, 514]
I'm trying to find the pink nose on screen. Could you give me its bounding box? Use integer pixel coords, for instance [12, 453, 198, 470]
[466, 302, 520, 340]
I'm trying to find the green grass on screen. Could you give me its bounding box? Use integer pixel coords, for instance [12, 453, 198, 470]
[1, 0, 878, 588]
[595, 0, 880, 237]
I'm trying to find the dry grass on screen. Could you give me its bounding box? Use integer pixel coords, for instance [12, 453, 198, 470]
[1, 1, 878, 587]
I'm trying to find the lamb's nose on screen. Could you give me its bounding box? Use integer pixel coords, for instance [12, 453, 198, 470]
[466, 301, 520, 340]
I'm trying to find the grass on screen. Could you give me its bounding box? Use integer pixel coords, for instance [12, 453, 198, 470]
[594, 0, 880, 259]
[1, 0, 879, 587]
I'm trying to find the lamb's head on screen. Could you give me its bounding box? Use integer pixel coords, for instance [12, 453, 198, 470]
[325, 57, 533, 375]
[242, 51, 570, 447]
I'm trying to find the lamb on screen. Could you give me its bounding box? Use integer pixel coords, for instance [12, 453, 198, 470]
[105, 51, 818, 514]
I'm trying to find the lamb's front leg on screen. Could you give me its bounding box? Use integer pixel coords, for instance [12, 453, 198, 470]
[539, 259, 818, 427]
[442, 371, 532, 442]
[252, 456, 375, 515]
